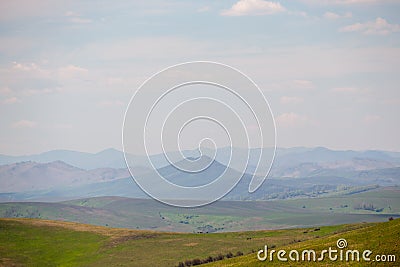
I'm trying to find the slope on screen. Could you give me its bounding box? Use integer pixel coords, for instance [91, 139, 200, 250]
[1, 218, 395, 267]
[205, 218, 399, 266]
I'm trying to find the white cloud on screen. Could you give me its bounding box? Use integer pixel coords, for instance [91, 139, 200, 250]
[65, 11, 92, 24]
[280, 96, 304, 104]
[58, 64, 88, 79]
[293, 79, 314, 89]
[12, 120, 37, 128]
[9, 62, 88, 86]
[323, 11, 352, 19]
[2, 96, 21, 104]
[21, 88, 62, 97]
[275, 112, 311, 127]
[221, 0, 286, 16]
[12, 62, 40, 71]
[340, 17, 400, 35]
[11, 61, 50, 78]
[0, 87, 12, 95]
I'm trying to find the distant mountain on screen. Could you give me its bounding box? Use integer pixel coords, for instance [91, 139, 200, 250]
[0, 147, 400, 202]
[0, 148, 134, 170]
[156, 155, 234, 187]
[1, 157, 399, 202]
[2, 147, 399, 172]
[0, 161, 131, 193]
[0, 148, 200, 170]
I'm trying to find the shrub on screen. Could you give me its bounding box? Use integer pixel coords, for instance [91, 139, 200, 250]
[236, 251, 244, 256]
[191, 259, 201, 266]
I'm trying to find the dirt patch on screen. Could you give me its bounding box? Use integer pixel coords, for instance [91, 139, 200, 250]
[183, 242, 198, 247]
[106, 233, 159, 247]
[0, 258, 23, 267]
[1, 218, 163, 239]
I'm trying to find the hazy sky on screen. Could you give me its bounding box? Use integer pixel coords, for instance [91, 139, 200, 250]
[0, 0, 399, 155]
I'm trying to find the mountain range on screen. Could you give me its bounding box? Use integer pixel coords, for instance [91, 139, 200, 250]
[0, 147, 399, 202]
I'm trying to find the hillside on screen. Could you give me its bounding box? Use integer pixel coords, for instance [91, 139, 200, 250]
[1, 218, 398, 266]
[205, 218, 399, 266]
[0, 187, 398, 232]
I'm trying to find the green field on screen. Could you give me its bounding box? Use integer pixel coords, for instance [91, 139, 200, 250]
[1, 218, 398, 266]
[205, 217, 399, 266]
[0, 186, 398, 232]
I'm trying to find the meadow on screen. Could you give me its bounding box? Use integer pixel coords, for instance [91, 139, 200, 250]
[2, 218, 396, 267]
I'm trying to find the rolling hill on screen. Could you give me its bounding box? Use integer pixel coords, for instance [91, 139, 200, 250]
[0, 218, 398, 266]
[205, 217, 399, 266]
[0, 186, 398, 232]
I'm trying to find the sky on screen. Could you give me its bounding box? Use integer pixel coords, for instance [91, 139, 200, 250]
[0, 0, 399, 155]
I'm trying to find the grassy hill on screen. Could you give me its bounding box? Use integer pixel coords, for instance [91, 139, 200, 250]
[0, 186, 398, 232]
[205, 218, 399, 267]
[1, 218, 398, 266]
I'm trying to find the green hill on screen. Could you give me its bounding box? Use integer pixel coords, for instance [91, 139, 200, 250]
[205, 218, 399, 266]
[1, 186, 399, 233]
[0, 218, 398, 266]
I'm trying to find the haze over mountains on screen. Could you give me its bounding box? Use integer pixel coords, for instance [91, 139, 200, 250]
[0, 147, 399, 202]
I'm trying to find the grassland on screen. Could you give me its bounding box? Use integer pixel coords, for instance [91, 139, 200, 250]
[1, 218, 395, 267]
[0, 186, 398, 232]
[205, 218, 399, 267]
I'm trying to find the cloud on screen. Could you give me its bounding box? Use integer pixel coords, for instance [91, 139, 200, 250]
[2, 96, 21, 104]
[58, 64, 88, 79]
[12, 62, 40, 71]
[11, 62, 50, 78]
[323, 11, 352, 19]
[293, 79, 314, 89]
[363, 115, 380, 123]
[65, 11, 92, 24]
[221, 0, 286, 16]
[275, 112, 311, 127]
[280, 96, 304, 104]
[21, 88, 62, 97]
[0, 87, 12, 95]
[340, 17, 400, 35]
[10, 62, 88, 84]
[12, 120, 37, 128]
